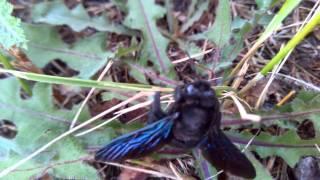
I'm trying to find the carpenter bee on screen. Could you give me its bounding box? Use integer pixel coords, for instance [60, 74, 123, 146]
[95, 81, 256, 178]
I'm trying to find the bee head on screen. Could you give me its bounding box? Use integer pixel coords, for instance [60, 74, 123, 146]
[174, 81, 217, 108]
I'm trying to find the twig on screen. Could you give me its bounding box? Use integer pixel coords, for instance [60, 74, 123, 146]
[276, 90, 296, 106]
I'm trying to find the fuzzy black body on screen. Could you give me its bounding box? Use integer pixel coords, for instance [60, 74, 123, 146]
[95, 81, 256, 178]
[167, 81, 221, 148]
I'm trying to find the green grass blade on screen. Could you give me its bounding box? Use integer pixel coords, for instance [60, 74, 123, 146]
[260, 12, 320, 75]
[0, 68, 173, 92]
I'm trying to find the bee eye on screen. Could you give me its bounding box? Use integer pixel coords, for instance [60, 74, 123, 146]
[186, 85, 194, 94]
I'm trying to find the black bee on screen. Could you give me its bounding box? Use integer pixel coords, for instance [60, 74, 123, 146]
[95, 81, 256, 178]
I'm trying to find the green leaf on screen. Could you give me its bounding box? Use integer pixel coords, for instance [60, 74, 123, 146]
[0, 137, 20, 161]
[205, 0, 231, 48]
[0, 155, 41, 179]
[180, 1, 209, 33]
[0, 78, 98, 178]
[31, 1, 129, 34]
[128, 64, 148, 83]
[247, 152, 272, 180]
[0, 1, 27, 49]
[188, 0, 235, 72]
[52, 139, 98, 178]
[253, 0, 302, 53]
[193, 149, 219, 180]
[255, 0, 274, 10]
[115, 43, 140, 58]
[123, 0, 174, 75]
[22, 23, 112, 78]
[111, 0, 127, 12]
[217, 18, 252, 71]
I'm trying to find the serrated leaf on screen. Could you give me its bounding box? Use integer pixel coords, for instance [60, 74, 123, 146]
[123, 0, 174, 76]
[31, 0, 129, 34]
[0, 78, 99, 178]
[22, 23, 112, 78]
[217, 18, 252, 71]
[0, 1, 27, 49]
[205, 0, 231, 48]
[189, 0, 235, 72]
[179, 42, 203, 60]
[239, 131, 320, 167]
[180, 1, 209, 33]
[289, 91, 320, 135]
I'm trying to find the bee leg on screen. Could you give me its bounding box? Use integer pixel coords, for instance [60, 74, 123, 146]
[148, 92, 166, 124]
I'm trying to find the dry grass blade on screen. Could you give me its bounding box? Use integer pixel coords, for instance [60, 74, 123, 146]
[272, 73, 320, 92]
[114, 94, 172, 115]
[231, 60, 249, 89]
[228, 0, 302, 87]
[239, 1, 320, 96]
[254, 54, 286, 109]
[241, 130, 260, 153]
[222, 92, 261, 122]
[75, 114, 121, 137]
[255, 1, 320, 109]
[69, 60, 113, 129]
[0, 92, 147, 177]
[204, 170, 223, 180]
[78, 93, 172, 138]
[172, 49, 213, 64]
[315, 144, 320, 153]
[101, 161, 177, 179]
[169, 162, 183, 180]
[115, 99, 151, 115]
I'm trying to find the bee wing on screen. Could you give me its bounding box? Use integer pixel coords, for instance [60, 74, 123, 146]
[95, 114, 177, 162]
[200, 129, 256, 178]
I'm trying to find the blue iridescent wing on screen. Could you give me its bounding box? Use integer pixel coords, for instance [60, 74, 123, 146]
[95, 115, 176, 162]
[200, 129, 256, 178]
